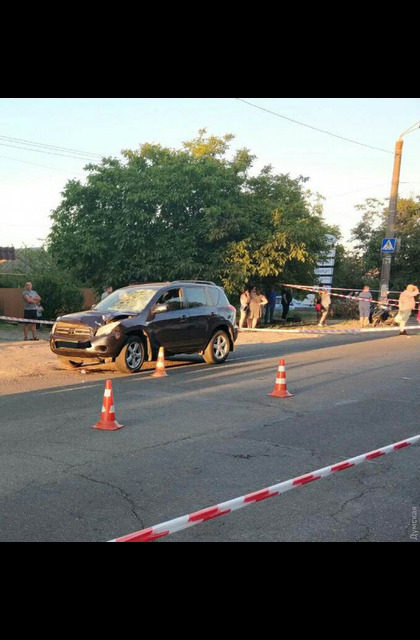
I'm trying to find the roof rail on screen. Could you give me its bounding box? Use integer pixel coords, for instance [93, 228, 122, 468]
[171, 280, 217, 286]
[124, 282, 170, 287]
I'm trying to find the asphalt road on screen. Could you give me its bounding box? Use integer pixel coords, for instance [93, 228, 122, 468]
[1, 331, 419, 542]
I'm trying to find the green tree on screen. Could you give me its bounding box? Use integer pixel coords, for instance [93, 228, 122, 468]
[48, 132, 333, 295]
[350, 197, 420, 290]
[333, 245, 369, 289]
[33, 276, 84, 321]
[222, 170, 335, 292]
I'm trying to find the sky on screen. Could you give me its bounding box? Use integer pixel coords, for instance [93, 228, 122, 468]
[1, 97, 419, 248]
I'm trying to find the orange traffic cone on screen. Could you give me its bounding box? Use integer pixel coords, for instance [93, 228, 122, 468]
[93, 380, 124, 431]
[268, 359, 295, 398]
[151, 347, 168, 378]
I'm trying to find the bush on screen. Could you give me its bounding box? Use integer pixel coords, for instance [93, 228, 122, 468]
[32, 276, 84, 321]
[0, 275, 25, 289]
[331, 299, 359, 320]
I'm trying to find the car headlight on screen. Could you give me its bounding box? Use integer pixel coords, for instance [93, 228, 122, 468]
[95, 321, 122, 337]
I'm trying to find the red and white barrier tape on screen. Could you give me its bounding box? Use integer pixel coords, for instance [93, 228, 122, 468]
[285, 284, 399, 307]
[242, 327, 359, 335]
[109, 435, 420, 543]
[286, 284, 419, 311]
[293, 285, 403, 295]
[0, 315, 54, 326]
[241, 326, 420, 335]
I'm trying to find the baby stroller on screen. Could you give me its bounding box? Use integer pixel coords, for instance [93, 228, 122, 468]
[370, 303, 398, 327]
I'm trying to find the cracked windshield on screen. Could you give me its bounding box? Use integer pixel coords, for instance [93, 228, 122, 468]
[95, 288, 157, 313]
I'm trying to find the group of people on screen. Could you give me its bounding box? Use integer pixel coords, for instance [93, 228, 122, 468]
[357, 284, 419, 335]
[317, 283, 420, 334]
[239, 286, 293, 329]
[20, 280, 420, 341]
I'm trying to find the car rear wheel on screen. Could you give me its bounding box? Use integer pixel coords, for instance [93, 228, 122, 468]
[116, 336, 145, 374]
[58, 356, 84, 370]
[203, 330, 230, 365]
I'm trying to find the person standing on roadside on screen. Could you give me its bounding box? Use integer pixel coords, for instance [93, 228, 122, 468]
[318, 288, 331, 327]
[264, 286, 277, 325]
[314, 288, 323, 324]
[396, 284, 419, 336]
[359, 286, 373, 329]
[101, 285, 113, 301]
[22, 282, 41, 341]
[280, 286, 293, 322]
[247, 287, 268, 329]
[239, 287, 250, 329]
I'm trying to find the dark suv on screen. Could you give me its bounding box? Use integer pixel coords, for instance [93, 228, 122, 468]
[50, 281, 238, 374]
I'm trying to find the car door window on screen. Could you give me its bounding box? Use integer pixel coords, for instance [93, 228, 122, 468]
[157, 288, 185, 312]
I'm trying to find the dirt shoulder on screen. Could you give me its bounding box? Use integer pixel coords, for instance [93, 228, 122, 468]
[0, 320, 357, 395]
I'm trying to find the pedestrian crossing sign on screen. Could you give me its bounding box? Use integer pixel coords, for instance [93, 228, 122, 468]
[381, 238, 397, 254]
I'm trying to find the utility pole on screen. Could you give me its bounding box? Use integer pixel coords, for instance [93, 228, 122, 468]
[380, 139, 403, 302]
[379, 121, 420, 302]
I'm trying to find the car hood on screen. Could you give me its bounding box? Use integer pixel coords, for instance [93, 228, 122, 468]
[56, 310, 137, 329]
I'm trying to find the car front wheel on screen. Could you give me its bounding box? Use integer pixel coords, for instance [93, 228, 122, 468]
[116, 337, 145, 374]
[203, 330, 230, 365]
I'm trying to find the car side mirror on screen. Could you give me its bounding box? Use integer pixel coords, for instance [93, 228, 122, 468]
[154, 303, 169, 315]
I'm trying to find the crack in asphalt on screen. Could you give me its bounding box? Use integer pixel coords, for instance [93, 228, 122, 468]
[357, 526, 374, 542]
[231, 434, 326, 465]
[329, 488, 382, 527]
[69, 473, 146, 528]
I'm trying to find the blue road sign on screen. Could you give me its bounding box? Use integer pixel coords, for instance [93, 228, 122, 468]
[381, 238, 397, 254]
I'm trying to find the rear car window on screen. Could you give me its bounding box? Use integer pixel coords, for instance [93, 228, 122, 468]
[185, 287, 213, 309]
[208, 287, 229, 307]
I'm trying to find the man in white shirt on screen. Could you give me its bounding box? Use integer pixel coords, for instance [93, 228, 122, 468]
[101, 286, 113, 301]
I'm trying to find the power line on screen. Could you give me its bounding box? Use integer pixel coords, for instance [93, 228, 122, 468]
[0, 134, 104, 159]
[235, 98, 394, 155]
[0, 141, 98, 162]
[328, 181, 420, 200]
[0, 154, 86, 176]
[329, 183, 392, 199]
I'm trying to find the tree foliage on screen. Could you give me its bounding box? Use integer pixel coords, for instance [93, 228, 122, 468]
[349, 197, 420, 290]
[333, 245, 368, 290]
[0, 248, 84, 319]
[48, 131, 333, 294]
[33, 276, 84, 321]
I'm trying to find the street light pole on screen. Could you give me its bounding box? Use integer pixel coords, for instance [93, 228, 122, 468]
[380, 121, 420, 302]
